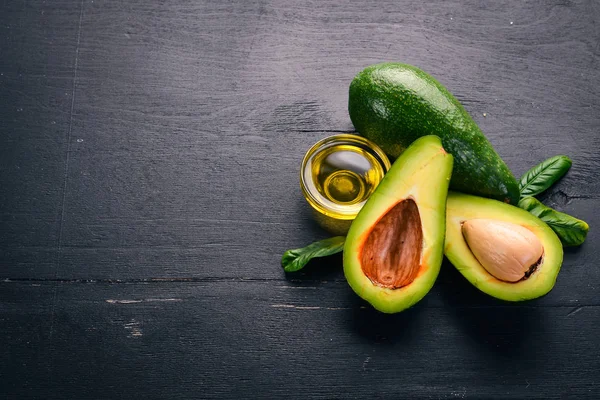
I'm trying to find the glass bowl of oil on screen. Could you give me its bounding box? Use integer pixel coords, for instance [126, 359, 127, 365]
[300, 134, 391, 235]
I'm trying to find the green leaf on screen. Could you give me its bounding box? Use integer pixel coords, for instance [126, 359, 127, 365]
[518, 197, 589, 246]
[281, 236, 346, 273]
[519, 155, 572, 199]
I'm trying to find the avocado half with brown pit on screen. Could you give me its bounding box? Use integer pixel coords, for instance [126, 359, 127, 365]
[343, 135, 453, 313]
[445, 192, 563, 301]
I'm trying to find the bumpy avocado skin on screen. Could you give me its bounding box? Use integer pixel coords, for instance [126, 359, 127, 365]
[349, 62, 520, 205]
[445, 192, 563, 301]
[343, 135, 453, 313]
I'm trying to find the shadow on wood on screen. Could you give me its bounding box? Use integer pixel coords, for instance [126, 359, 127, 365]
[347, 304, 424, 345]
[449, 306, 539, 357]
[337, 282, 430, 346]
[437, 260, 543, 357]
[283, 252, 345, 282]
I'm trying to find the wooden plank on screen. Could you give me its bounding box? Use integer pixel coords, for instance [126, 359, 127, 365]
[1, 281, 598, 399]
[0, 0, 81, 278]
[45, 0, 598, 283]
[52, 194, 597, 285]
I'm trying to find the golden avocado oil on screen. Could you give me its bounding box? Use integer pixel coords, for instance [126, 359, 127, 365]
[300, 134, 390, 235]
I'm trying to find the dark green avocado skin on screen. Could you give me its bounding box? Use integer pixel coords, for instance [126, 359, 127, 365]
[349, 62, 520, 204]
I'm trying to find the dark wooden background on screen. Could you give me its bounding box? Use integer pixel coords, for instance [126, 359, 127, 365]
[1, 1, 599, 399]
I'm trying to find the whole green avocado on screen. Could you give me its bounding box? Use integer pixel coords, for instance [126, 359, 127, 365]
[349, 62, 520, 204]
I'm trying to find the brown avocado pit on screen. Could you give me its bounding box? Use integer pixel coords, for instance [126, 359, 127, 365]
[360, 198, 423, 289]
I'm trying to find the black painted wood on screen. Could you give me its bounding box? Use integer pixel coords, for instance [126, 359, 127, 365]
[1, 0, 599, 399]
[2, 280, 599, 399]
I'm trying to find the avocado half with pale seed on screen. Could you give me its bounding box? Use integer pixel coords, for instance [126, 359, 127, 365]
[445, 192, 563, 301]
[343, 135, 453, 313]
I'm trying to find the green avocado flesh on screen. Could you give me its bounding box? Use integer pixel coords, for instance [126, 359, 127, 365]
[343, 136, 453, 313]
[445, 192, 563, 301]
[349, 62, 520, 205]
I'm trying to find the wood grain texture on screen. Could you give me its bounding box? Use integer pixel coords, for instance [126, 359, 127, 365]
[1, 0, 599, 398]
[56, 0, 600, 281]
[2, 280, 599, 399]
[0, 0, 82, 277]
